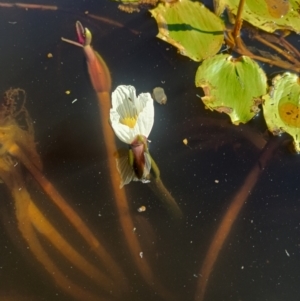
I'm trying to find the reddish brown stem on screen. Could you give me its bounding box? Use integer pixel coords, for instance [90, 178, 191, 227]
[232, 0, 246, 40]
[195, 137, 281, 301]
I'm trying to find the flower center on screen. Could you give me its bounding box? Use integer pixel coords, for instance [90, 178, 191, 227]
[120, 116, 137, 128]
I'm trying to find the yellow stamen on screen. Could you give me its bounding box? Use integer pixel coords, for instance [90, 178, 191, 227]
[121, 116, 137, 128]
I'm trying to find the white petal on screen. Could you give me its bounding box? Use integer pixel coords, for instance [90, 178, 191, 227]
[134, 93, 154, 138]
[110, 109, 137, 143]
[112, 85, 137, 119]
[110, 85, 154, 144]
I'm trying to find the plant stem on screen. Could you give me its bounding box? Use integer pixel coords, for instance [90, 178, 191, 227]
[195, 136, 282, 301]
[253, 34, 300, 66]
[149, 154, 182, 219]
[232, 0, 246, 40]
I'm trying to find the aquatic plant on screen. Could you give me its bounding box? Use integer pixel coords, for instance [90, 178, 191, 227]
[0, 1, 299, 301]
[110, 85, 154, 185]
[113, 0, 300, 299]
[111, 0, 300, 149]
[0, 88, 126, 301]
[148, 0, 300, 151]
[61, 20, 182, 300]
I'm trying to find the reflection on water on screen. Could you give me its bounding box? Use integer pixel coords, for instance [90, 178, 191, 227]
[0, 1, 300, 301]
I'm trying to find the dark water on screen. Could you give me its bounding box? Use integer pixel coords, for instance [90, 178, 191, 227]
[0, 1, 299, 301]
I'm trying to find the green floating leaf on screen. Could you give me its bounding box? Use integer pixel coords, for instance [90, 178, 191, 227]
[263, 72, 300, 152]
[214, 0, 300, 33]
[150, 0, 224, 62]
[195, 54, 267, 125]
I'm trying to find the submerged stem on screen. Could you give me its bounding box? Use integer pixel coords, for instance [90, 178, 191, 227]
[0, 157, 109, 301]
[96, 92, 177, 300]
[5, 141, 126, 291]
[148, 176, 183, 220]
[195, 137, 282, 301]
[149, 155, 182, 219]
[253, 34, 300, 66]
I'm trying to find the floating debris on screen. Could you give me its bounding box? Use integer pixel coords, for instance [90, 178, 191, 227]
[72, 99, 77, 104]
[137, 205, 146, 212]
[118, 3, 140, 13]
[139, 252, 143, 258]
[183, 138, 192, 149]
[65, 90, 71, 95]
[152, 87, 167, 104]
[47, 53, 53, 58]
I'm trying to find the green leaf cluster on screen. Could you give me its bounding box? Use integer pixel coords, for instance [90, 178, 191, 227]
[150, 0, 224, 61]
[195, 54, 267, 125]
[149, 0, 300, 152]
[214, 0, 300, 33]
[263, 73, 300, 151]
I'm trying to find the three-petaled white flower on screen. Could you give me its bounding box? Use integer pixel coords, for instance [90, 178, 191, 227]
[110, 85, 154, 144]
[110, 85, 154, 187]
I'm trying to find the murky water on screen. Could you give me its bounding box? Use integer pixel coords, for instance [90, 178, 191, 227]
[0, 1, 299, 301]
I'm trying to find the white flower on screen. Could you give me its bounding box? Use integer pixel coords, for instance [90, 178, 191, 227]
[110, 85, 154, 144]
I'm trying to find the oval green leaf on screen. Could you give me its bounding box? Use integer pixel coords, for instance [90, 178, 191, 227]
[195, 54, 267, 124]
[214, 0, 300, 33]
[150, 0, 224, 62]
[263, 72, 300, 152]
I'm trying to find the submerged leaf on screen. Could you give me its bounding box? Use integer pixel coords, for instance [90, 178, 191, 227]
[263, 72, 300, 152]
[150, 0, 224, 62]
[214, 0, 300, 33]
[195, 54, 267, 124]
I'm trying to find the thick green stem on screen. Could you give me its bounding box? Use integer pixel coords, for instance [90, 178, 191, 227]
[149, 155, 182, 219]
